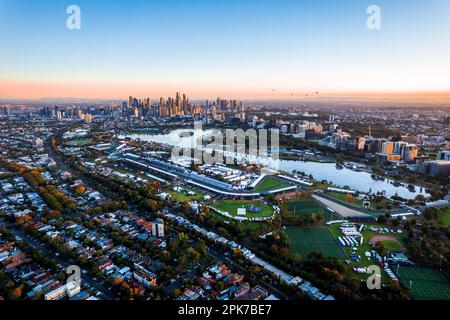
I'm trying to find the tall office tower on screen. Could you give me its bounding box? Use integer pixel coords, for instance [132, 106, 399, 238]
[121, 102, 128, 112]
[221, 99, 228, 111]
[355, 137, 366, 151]
[402, 144, 418, 161]
[144, 97, 150, 116]
[159, 97, 164, 117]
[239, 101, 244, 112]
[175, 92, 182, 115]
[85, 114, 93, 124]
[446, 115, 450, 125]
[182, 94, 187, 115]
[381, 142, 394, 154]
[393, 141, 408, 155]
[166, 97, 172, 116]
[230, 100, 237, 111]
[129, 96, 133, 111]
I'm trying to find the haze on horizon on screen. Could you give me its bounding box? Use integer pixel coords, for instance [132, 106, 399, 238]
[1, 0, 450, 101]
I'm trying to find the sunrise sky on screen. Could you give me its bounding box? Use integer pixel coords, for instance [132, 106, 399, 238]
[1, 0, 450, 100]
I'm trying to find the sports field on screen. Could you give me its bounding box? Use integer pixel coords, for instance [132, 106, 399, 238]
[286, 227, 346, 259]
[253, 177, 291, 192]
[65, 138, 94, 146]
[169, 187, 205, 203]
[438, 208, 450, 227]
[210, 200, 274, 218]
[396, 266, 450, 300]
[286, 199, 325, 218]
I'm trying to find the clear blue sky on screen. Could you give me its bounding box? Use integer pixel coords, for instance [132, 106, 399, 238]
[0, 0, 449, 99]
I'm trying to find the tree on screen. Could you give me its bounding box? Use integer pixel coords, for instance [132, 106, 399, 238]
[9, 287, 22, 300]
[74, 185, 86, 195]
[311, 213, 324, 226]
[113, 276, 123, 286]
[143, 199, 158, 213]
[345, 194, 355, 203]
[377, 215, 387, 224]
[424, 207, 439, 220]
[374, 242, 388, 257]
[173, 289, 181, 298]
[269, 244, 279, 255]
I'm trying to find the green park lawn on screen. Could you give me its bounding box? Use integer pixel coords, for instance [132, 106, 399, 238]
[325, 191, 364, 207]
[169, 187, 206, 203]
[286, 199, 326, 218]
[209, 199, 274, 218]
[380, 239, 403, 251]
[65, 138, 94, 146]
[253, 176, 291, 192]
[438, 209, 450, 227]
[286, 227, 346, 259]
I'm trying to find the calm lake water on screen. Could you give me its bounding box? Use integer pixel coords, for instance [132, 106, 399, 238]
[119, 129, 429, 199]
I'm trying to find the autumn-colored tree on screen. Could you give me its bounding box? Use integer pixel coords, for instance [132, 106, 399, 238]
[269, 244, 279, 255]
[143, 199, 158, 212]
[46, 210, 61, 219]
[74, 185, 86, 195]
[9, 287, 22, 300]
[173, 289, 181, 298]
[345, 194, 355, 202]
[16, 214, 32, 225]
[201, 206, 210, 215]
[113, 276, 123, 286]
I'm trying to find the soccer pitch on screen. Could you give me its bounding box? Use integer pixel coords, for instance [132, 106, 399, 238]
[286, 227, 346, 259]
[396, 266, 450, 300]
[287, 199, 326, 218]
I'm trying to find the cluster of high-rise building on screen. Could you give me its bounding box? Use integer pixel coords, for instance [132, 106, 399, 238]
[122, 94, 247, 122]
[124, 93, 192, 118]
[38, 106, 94, 123]
[415, 151, 450, 178]
[376, 141, 419, 162]
[321, 132, 419, 162]
[276, 119, 324, 138]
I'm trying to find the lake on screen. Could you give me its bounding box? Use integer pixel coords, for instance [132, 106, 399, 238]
[118, 129, 429, 199]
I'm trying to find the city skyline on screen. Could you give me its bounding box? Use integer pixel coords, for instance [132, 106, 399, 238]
[1, 0, 450, 100]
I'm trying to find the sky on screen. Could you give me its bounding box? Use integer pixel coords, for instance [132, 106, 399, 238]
[0, 0, 450, 100]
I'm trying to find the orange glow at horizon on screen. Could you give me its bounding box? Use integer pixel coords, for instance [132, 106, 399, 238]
[1, 79, 450, 101]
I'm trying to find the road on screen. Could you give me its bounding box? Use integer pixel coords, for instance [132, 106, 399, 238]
[312, 194, 371, 219]
[47, 133, 294, 300]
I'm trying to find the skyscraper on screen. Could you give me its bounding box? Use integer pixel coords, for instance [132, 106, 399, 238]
[176, 92, 182, 115]
[182, 94, 188, 115]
